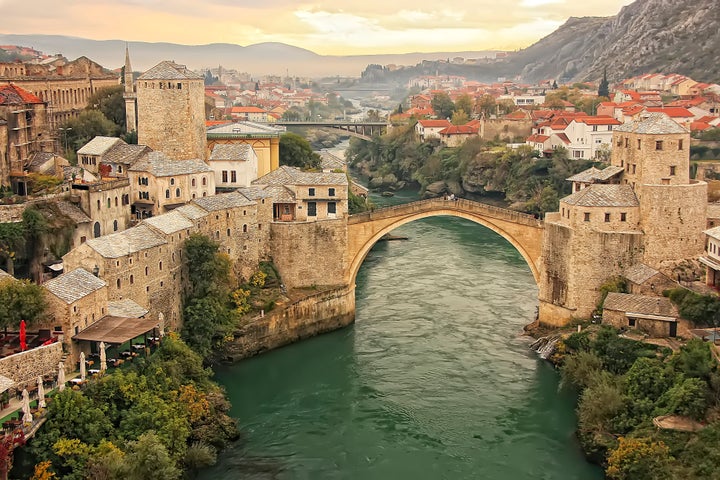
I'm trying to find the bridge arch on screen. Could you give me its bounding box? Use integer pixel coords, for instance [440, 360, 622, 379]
[346, 199, 544, 287]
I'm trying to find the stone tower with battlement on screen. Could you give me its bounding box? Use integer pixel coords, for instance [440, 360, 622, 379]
[123, 46, 137, 133]
[136, 61, 207, 161]
[538, 113, 707, 325]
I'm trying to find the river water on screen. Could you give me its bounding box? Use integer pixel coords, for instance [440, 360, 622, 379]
[200, 190, 602, 479]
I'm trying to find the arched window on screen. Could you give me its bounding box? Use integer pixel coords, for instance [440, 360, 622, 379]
[113, 220, 118, 231]
[159, 261, 163, 271]
[116, 279, 121, 289]
[97, 200, 101, 210]
[242, 224, 248, 233]
[93, 222, 101, 238]
[165, 189, 170, 199]
[130, 275, 134, 284]
[176, 188, 180, 197]
[115, 197, 118, 207]
[145, 266, 149, 276]
[107, 198, 111, 208]
[191, 178, 196, 187]
[202, 176, 207, 186]
[170, 178, 175, 186]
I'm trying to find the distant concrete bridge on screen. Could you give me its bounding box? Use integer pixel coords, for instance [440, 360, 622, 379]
[274, 121, 388, 141]
[346, 198, 544, 285]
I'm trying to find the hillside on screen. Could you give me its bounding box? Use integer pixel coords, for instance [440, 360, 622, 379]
[510, 0, 720, 83]
[0, 33, 497, 78]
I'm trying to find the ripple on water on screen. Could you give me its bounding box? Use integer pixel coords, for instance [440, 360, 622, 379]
[200, 216, 601, 480]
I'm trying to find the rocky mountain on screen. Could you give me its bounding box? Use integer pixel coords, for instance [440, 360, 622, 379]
[511, 0, 720, 83]
[0, 33, 497, 78]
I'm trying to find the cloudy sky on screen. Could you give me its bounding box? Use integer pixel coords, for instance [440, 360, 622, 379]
[1, 0, 634, 54]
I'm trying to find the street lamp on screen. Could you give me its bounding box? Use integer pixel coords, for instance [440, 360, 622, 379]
[58, 127, 72, 155]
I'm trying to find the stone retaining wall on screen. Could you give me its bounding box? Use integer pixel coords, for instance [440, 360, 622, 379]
[225, 285, 355, 360]
[0, 343, 63, 387]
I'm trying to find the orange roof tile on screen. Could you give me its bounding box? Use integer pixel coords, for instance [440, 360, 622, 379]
[0, 83, 43, 105]
[646, 107, 694, 118]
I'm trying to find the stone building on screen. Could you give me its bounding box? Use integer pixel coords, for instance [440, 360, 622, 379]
[0, 56, 119, 128]
[136, 61, 206, 161]
[208, 143, 259, 190]
[128, 151, 214, 218]
[0, 83, 52, 191]
[76, 136, 124, 175]
[123, 46, 137, 133]
[251, 166, 348, 222]
[602, 292, 680, 337]
[539, 113, 707, 325]
[206, 122, 283, 178]
[70, 177, 132, 239]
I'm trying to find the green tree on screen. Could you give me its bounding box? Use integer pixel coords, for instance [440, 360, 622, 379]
[624, 357, 674, 402]
[279, 132, 321, 170]
[87, 85, 126, 131]
[123, 432, 181, 480]
[476, 94, 496, 117]
[606, 437, 672, 480]
[561, 350, 604, 391]
[670, 338, 717, 380]
[0, 222, 25, 274]
[658, 377, 709, 420]
[431, 92, 455, 119]
[451, 109, 469, 125]
[454, 94, 474, 117]
[62, 110, 120, 161]
[598, 69, 610, 98]
[577, 372, 625, 433]
[0, 278, 47, 328]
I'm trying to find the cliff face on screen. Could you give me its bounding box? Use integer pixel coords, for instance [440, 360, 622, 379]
[511, 0, 720, 83]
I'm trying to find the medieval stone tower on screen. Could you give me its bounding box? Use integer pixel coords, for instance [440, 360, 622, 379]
[123, 46, 137, 133]
[538, 112, 707, 325]
[136, 61, 207, 161]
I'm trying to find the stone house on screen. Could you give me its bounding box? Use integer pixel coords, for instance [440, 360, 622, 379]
[208, 143, 259, 189]
[0, 83, 53, 192]
[566, 165, 624, 193]
[438, 125, 478, 147]
[700, 225, 720, 289]
[206, 122, 283, 178]
[76, 136, 124, 175]
[100, 143, 152, 178]
[603, 292, 680, 337]
[70, 177, 132, 238]
[622, 263, 676, 296]
[415, 119, 451, 141]
[251, 166, 348, 222]
[128, 151, 215, 218]
[42, 267, 108, 361]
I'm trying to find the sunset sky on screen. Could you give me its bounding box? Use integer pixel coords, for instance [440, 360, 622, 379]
[1, 0, 635, 54]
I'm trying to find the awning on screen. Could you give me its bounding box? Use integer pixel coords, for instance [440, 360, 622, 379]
[72, 315, 158, 344]
[699, 256, 720, 270]
[626, 312, 677, 322]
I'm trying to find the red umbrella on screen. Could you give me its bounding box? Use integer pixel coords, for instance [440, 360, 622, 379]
[19, 320, 26, 351]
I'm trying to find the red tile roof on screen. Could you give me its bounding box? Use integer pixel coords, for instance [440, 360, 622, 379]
[0, 83, 43, 105]
[577, 116, 622, 125]
[690, 121, 712, 131]
[439, 125, 478, 135]
[646, 107, 694, 118]
[418, 119, 452, 128]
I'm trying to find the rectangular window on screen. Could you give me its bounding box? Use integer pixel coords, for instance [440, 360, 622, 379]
[620, 212, 627, 222]
[628, 318, 636, 327]
[624, 138, 629, 148]
[309, 188, 316, 196]
[328, 188, 336, 197]
[584, 212, 590, 222]
[307, 201, 317, 216]
[604, 213, 610, 222]
[231, 170, 237, 183]
[678, 139, 684, 150]
[632, 164, 636, 174]
[328, 202, 337, 214]
[656, 140, 663, 150]
[592, 125, 598, 131]
[637, 139, 641, 150]
[670, 166, 676, 176]
[222, 170, 228, 182]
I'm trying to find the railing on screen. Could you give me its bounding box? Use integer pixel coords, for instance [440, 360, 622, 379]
[348, 198, 542, 227]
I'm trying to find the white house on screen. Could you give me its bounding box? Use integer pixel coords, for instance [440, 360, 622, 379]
[208, 143, 259, 189]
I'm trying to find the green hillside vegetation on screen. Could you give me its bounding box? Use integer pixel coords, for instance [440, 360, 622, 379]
[346, 123, 598, 216]
[555, 327, 720, 479]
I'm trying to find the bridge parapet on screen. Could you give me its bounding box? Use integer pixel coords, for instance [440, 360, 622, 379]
[349, 198, 542, 228]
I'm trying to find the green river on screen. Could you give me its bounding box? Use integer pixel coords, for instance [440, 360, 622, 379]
[200, 192, 603, 479]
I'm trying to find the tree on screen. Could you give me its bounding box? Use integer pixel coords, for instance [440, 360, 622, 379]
[87, 85, 126, 132]
[61, 110, 120, 161]
[431, 92, 455, 119]
[0, 278, 47, 328]
[451, 110, 469, 125]
[123, 432, 181, 480]
[670, 338, 717, 380]
[476, 95, 496, 117]
[454, 94, 474, 117]
[279, 132, 321, 170]
[606, 437, 672, 480]
[598, 69, 610, 98]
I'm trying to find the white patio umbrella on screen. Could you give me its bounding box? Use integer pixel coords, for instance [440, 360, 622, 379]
[79, 352, 86, 382]
[99, 342, 107, 372]
[57, 362, 66, 392]
[36, 376, 46, 408]
[21, 388, 32, 424]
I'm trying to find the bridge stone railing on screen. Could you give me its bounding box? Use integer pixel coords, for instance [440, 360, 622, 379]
[348, 198, 542, 228]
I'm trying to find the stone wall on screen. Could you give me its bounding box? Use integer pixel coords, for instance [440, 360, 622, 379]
[481, 119, 532, 141]
[225, 285, 356, 360]
[0, 342, 63, 386]
[270, 218, 348, 288]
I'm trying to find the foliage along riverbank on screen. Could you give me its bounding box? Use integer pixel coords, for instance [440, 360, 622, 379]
[549, 325, 720, 479]
[346, 122, 599, 216]
[21, 335, 239, 479]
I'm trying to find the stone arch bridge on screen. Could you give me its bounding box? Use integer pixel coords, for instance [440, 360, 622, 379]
[346, 198, 545, 285]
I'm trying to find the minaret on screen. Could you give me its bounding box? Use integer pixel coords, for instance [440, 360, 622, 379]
[123, 45, 137, 133]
